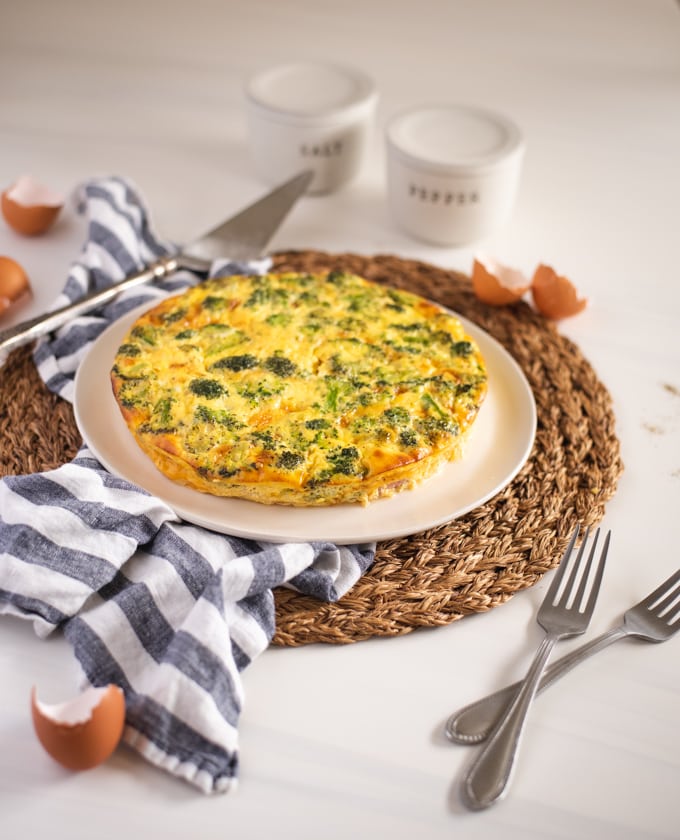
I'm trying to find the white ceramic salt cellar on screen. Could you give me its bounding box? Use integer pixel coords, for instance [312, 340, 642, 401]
[246, 62, 377, 194]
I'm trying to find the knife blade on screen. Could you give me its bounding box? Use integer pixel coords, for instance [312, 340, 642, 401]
[0, 170, 313, 356]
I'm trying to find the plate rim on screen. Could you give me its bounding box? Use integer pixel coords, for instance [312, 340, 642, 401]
[73, 297, 537, 544]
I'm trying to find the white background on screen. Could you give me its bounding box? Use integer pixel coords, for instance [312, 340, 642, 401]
[1, 1, 679, 838]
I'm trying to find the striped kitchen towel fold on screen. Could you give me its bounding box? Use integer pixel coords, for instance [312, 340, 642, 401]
[0, 176, 375, 793]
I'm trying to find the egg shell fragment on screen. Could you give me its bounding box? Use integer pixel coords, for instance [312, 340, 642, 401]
[0, 255, 31, 315]
[471, 256, 531, 306]
[531, 263, 588, 319]
[31, 684, 126, 771]
[1, 175, 64, 236]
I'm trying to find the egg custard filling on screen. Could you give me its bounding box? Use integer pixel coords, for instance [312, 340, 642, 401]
[110, 270, 488, 506]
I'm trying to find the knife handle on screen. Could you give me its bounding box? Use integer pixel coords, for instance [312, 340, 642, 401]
[0, 254, 182, 355]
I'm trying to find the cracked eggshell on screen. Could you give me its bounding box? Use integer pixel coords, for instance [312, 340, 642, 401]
[1, 175, 64, 236]
[531, 263, 587, 319]
[471, 256, 530, 306]
[0, 256, 31, 315]
[31, 684, 125, 771]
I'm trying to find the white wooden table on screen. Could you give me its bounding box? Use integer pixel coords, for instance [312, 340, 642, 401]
[1, 2, 678, 837]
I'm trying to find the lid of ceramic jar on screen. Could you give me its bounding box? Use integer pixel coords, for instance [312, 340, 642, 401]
[246, 62, 377, 126]
[387, 105, 524, 175]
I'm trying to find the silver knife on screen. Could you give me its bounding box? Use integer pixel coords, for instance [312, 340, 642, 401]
[0, 170, 313, 355]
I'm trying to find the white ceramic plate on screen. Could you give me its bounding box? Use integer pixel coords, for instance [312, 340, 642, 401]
[73, 301, 536, 544]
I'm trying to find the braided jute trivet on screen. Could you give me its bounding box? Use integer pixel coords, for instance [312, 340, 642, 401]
[0, 250, 623, 646]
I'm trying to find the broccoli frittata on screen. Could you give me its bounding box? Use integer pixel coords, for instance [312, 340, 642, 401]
[110, 270, 487, 506]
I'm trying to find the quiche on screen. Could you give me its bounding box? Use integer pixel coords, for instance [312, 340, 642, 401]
[110, 270, 487, 506]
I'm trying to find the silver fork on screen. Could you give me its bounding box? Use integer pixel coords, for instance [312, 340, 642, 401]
[461, 525, 609, 810]
[447, 567, 680, 745]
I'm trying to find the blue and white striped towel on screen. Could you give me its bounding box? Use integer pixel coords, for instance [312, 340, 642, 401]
[0, 176, 375, 793]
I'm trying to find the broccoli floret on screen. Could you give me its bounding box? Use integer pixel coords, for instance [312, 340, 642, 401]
[399, 429, 418, 447]
[244, 277, 289, 308]
[130, 325, 158, 345]
[347, 292, 371, 312]
[218, 466, 239, 478]
[200, 323, 231, 333]
[117, 343, 141, 356]
[194, 405, 243, 429]
[264, 355, 297, 377]
[160, 308, 187, 324]
[211, 354, 259, 372]
[391, 323, 421, 332]
[328, 446, 361, 475]
[309, 445, 364, 486]
[325, 270, 348, 285]
[305, 418, 330, 430]
[416, 416, 459, 444]
[433, 330, 475, 357]
[277, 450, 305, 470]
[266, 312, 293, 327]
[244, 283, 269, 308]
[237, 380, 284, 405]
[251, 430, 277, 450]
[114, 374, 150, 407]
[140, 396, 175, 433]
[188, 378, 224, 399]
[382, 406, 410, 426]
[451, 340, 474, 357]
[202, 296, 226, 311]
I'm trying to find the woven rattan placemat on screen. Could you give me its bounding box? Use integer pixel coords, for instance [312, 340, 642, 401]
[0, 250, 623, 646]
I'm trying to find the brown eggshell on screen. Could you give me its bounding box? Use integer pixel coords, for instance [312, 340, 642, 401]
[531, 263, 588, 319]
[0, 255, 31, 315]
[471, 256, 531, 306]
[31, 684, 126, 771]
[1, 175, 64, 236]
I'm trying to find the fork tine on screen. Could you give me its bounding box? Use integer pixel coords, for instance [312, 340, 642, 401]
[651, 578, 680, 616]
[661, 585, 680, 627]
[546, 524, 580, 602]
[572, 528, 600, 609]
[555, 525, 592, 607]
[642, 568, 680, 611]
[582, 530, 610, 615]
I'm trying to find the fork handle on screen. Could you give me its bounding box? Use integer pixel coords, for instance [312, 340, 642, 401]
[461, 633, 558, 810]
[447, 625, 627, 744]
